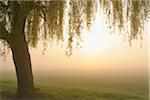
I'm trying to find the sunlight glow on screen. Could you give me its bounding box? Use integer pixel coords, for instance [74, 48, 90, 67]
[81, 5, 109, 55]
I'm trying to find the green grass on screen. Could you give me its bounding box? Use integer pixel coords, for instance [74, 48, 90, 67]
[0, 79, 149, 100]
[0, 71, 149, 100]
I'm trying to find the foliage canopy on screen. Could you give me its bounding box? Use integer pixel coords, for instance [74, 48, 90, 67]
[0, 0, 150, 56]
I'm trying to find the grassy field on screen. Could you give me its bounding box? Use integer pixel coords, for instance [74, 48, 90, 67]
[0, 71, 149, 100]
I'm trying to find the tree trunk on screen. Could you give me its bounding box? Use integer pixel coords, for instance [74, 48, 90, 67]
[9, 6, 34, 96]
[11, 41, 34, 96]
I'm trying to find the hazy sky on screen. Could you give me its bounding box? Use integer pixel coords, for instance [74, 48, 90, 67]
[0, 8, 149, 79]
[0, 29, 148, 78]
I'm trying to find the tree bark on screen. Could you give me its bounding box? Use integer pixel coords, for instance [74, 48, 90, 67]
[11, 41, 34, 96]
[9, 4, 34, 96]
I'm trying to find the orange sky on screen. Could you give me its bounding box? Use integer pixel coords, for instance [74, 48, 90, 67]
[0, 6, 149, 79]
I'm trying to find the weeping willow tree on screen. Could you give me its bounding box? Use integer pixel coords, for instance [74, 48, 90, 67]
[0, 0, 149, 96]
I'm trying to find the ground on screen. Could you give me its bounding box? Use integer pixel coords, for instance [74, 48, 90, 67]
[0, 72, 149, 100]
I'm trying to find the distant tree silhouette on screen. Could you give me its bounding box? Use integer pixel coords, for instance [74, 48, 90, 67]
[0, 0, 149, 96]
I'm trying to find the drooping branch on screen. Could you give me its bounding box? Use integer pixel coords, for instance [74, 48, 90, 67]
[0, 1, 11, 42]
[0, 23, 11, 42]
[0, 0, 149, 56]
